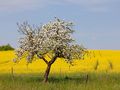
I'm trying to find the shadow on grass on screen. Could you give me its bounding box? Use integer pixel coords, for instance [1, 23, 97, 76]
[0, 73, 90, 84]
[27, 74, 89, 84]
[4, 72, 120, 83]
[48, 76, 87, 83]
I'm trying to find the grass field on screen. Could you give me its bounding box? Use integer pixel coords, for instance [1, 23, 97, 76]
[0, 73, 120, 90]
[0, 50, 120, 90]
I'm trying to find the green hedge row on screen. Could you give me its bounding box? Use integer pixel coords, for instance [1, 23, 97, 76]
[0, 44, 14, 51]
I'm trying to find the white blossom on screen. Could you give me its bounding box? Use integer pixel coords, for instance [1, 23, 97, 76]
[14, 18, 87, 64]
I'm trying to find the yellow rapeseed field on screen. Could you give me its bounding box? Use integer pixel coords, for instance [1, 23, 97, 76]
[0, 50, 120, 74]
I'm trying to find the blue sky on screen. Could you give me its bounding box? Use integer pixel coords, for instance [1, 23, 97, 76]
[0, 0, 120, 49]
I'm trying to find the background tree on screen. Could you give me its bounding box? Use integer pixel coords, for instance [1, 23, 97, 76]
[14, 18, 87, 82]
[0, 44, 14, 51]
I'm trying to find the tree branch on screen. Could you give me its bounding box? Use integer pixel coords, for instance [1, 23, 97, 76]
[49, 54, 58, 65]
[36, 54, 49, 64]
[46, 54, 52, 60]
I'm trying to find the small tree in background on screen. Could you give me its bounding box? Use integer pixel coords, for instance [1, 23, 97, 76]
[0, 44, 14, 51]
[14, 18, 87, 82]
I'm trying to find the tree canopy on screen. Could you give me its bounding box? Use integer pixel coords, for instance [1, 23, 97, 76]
[14, 18, 87, 82]
[0, 44, 14, 51]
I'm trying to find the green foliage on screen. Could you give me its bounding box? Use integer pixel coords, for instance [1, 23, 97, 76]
[0, 44, 14, 51]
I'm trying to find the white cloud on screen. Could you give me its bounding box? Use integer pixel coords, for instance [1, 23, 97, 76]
[64, 0, 115, 12]
[56, 0, 119, 12]
[0, 0, 118, 12]
[65, 0, 109, 5]
[0, 0, 48, 11]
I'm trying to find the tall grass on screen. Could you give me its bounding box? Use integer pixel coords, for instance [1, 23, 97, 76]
[94, 60, 99, 70]
[0, 73, 120, 90]
[108, 60, 113, 70]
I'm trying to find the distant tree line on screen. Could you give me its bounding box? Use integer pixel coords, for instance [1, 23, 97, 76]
[0, 44, 14, 51]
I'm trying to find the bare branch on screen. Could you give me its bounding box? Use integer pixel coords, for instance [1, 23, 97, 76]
[49, 54, 58, 65]
[36, 53, 49, 64]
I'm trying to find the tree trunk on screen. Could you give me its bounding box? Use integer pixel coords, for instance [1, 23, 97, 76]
[43, 54, 58, 82]
[44, 64, 51, 82]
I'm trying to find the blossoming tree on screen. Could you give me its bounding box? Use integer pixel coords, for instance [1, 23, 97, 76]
[14, 18, 86, 82]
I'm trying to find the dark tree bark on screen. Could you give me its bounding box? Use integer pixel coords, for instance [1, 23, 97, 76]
[43, 54, 58, 82]
[36, 52, 58, 82]
[44, 64, 51, 82]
